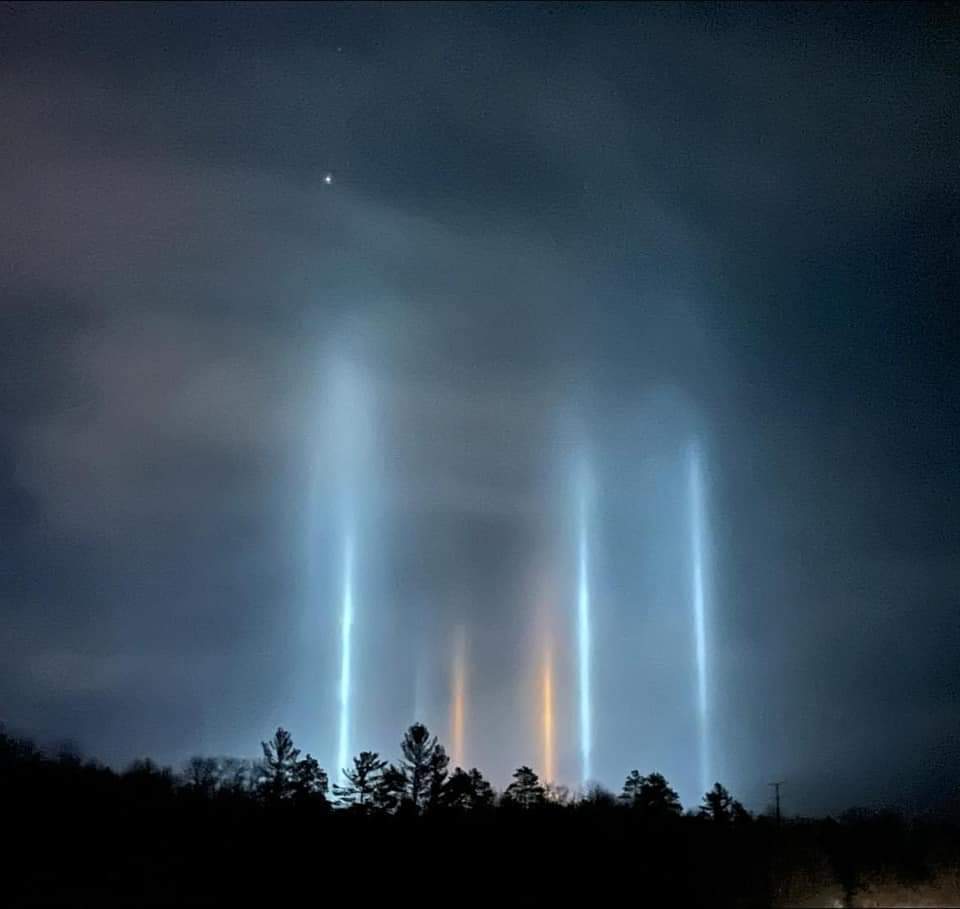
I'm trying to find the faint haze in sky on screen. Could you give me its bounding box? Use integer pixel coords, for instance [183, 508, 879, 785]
[1, 3, 957, 814]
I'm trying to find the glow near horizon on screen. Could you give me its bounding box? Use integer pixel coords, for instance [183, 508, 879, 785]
[689, 443, 710, 795]
[337, 530, 354, 784]
[577, 467, 592, 786]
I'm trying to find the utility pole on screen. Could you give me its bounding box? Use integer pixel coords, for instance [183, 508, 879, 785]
[769, 781, 785, 825]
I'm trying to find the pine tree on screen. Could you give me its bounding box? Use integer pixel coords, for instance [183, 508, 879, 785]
[259, 727, 300, 801]
[400, 723, 439, 811]
[446, 767, 496, 810]
[373, 763, 408, 814]
[503, 765, 545, 809]
[291, 753, 329, 805]
[444, 767, 474, 810]
[468, 768, 495, 809]
[334, 751, 386, 810]
[621, 769, 644, 804]
[620, 770, 682, 817]
[700, 782, 746, 823]
[425, 744, 450, 811]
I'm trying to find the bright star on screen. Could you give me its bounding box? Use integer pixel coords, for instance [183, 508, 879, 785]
[323, 173, 334, 185]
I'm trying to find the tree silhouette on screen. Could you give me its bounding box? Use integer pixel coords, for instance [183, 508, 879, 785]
[184, 756, 220, 796]
[334, 751, 386, 810]
[219, 757, 256, 796]
[400, 723, 440, 811]
[292, 753, 329, 806]
[54, 739, 82, 767]
[581, 783, 618, 812]
[123, 758, 175, 801]
[621, 770, 644, 803]
[425, 744, 450, 811]
[446, 767, 496, 811]
[4, 715, 952, 908]
[732, 801, 752, 823]
[468, 768, 495, 809]
[373, 763, 408, 814]
[620, 770, 682, 817]
[503, 766, 545, 809]
[444, 767, 473, 810]
[0, 725, 41, 767]
[700, 782, 747, 823]
[259, 727, 300, 800]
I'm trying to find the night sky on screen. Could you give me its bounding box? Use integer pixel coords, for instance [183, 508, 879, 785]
[2, 2, 958, 816]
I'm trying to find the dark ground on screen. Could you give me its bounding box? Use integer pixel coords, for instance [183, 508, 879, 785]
[5, 729, 960, 907]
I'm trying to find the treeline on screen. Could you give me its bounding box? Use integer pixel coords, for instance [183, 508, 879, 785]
[3, 722, 958, 906]
[0, 720, 747, 819]
[181, 722, 748, 820]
